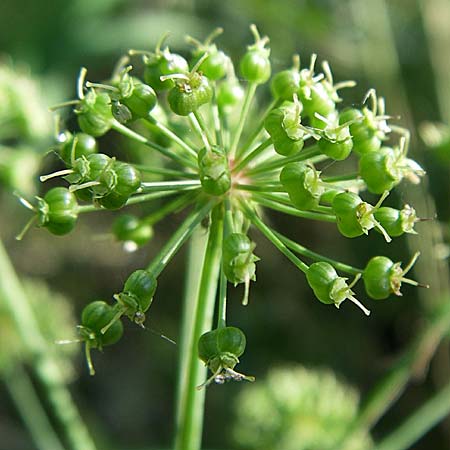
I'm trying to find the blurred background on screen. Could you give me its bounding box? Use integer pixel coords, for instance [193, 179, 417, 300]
[1, 0, 450, 449]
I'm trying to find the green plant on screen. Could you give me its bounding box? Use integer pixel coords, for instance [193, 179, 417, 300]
[233, 365, 373, 450]
[13, 24, 429, 450]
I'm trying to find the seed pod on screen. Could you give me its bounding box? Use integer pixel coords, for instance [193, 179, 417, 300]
[121, 82, 157, 119]
[144, 48, 189, 91]
[67, 153, 112, 202]
[216, 78, 244, 111]
[240, 25, 271, 84]
[223, 232, 258, 305]
[167, 72, 213, 116]
[193, 73, 214, 106]
[306, 261, 338, 304]
[98, 161, 141, 209]
[187, 28, 230, 81]
[359, 147, 401, 194]
[306, 262, 370, 315]
[75, 90, 113, 137]
[374, 205, 417, 237]
[78, 300, 124, 375]
[332, 191, 391, 241]
[197, 326, 253, 387]
[363, 252, 423, 300]
[64, 153, 111, 186]
[198, 326, 246, 365]
[36, 187, 78, 236]
[111, 101, 133, 124]
[297, 55, 335, 117]
[101, 269, 158, 335]
[339, 107, 363, 125]
[112, 214, 154, 249]
[318, 125, 353, 161]
[280, 162, 324, 211]
[300, 81, 335, 118]
[350, 124, 382, 155]
[58, 132, 98, 165]
[119, 269, 157, 321]
[339, 90, 390, 155]
[270, 54, 301, 101]
[198, 145, 231, 196]
[264, 102, 305, 156]
[197, 49, 229, 80]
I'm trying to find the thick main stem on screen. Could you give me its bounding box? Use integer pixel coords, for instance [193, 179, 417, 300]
[0, 240, 96, 450]
[174, 207, 223, 450]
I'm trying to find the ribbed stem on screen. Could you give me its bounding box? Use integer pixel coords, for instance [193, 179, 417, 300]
[147, 200, 214, 277]
[111, 120, 197, 170]
[174, 206, 223, 450]
[241, 202, 309, 273]
[230, 82, 257, 159]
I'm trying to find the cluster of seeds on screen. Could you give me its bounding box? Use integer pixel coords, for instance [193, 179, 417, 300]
[18, 25, 427, 381]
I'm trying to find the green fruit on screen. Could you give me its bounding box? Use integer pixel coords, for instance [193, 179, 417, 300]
[198, 146, 231, 196]
[280, 163, 323, 210]
[76, 91, 113, 137]
[37, 187, 78, 236]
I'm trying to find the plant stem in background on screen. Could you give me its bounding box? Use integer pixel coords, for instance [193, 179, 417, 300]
[419, 0, 450, 124]
[336, 298, 450, 449]
[0, 240, 96, 450]
[3, 363, 65, 450]
[345, 0, 450, 443]
[174, 208, 223, 450]
[374, 377, 450, 450]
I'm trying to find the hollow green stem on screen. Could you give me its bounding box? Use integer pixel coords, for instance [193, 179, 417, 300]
[0, 240, 96, 450]
[188, 112, 211, 152]
[252, 193, 337, 223]
[237, 97, 281, 159]
[142, 192, 198, 226]
[147, 200, 214, 277]
[275, 231, 362, 276]
[217, 269, 228, 329]
[322, 172, 360, 183]
[236, 183, 285, 193]
[374, 379, 450, 450]
[233, 138, 273, 173]
[223, 197, 235, 236]
[240, 201, 309, 273]
[230, 82, 257, 158]
[139, 180, 201, 192]
[134, 164, 198, 179]
[211, 88, 224, 148]
[145, 116, 198, 159]
[3, 364, 66, 450]
[218, 105, 231, 149]
[111, 120, 197, 169]
[174, 230, 207, 450]
[313, 204, 334, 215]
[174, 206, 223, 450]
[246, 145, 322, 177]
[76, 189, 196, 214]
[193, 110, 215, 148]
